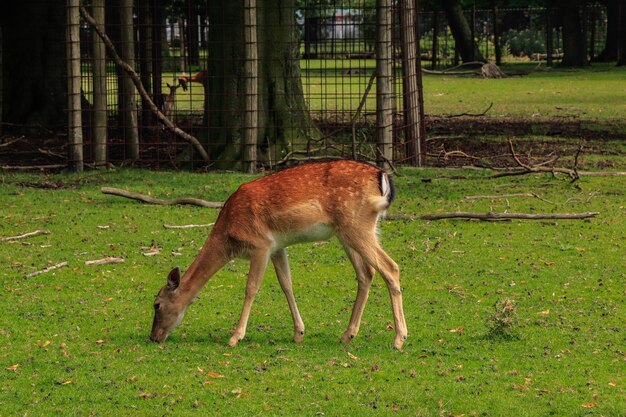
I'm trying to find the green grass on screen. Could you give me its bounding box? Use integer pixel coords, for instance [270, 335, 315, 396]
[1, 167, 624, 416]
[81, 62, 626, 126]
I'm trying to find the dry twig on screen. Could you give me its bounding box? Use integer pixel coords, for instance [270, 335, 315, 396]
[163, 223, 215, 229]
[85, 257, 125, 266]
[1, 230, 50, 242]
[25, 262, 69, 278]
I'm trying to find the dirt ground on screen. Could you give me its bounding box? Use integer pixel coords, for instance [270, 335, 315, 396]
[1, 116, 625, 171]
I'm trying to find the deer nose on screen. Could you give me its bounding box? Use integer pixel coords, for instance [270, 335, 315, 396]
[149, 329, 164, 343]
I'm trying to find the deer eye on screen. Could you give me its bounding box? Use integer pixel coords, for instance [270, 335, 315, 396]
[154, 303, 161, 311]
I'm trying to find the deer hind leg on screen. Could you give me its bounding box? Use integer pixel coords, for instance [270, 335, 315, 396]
[229, 250, 269, 347]
[341, 246, 375, 344]
[340, 229, 408, 350]
[271, 249, 305, 343]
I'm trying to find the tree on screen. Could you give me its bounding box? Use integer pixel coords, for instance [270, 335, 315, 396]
[595, 0, 619, 62]
[1, 0, 67, 131]
[442, 0, 486, 63]
[554, 0, 588, 67]
[204, 0, 316, 168]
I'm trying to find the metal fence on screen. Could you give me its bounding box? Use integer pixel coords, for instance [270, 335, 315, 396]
[0, 2, 609, 171]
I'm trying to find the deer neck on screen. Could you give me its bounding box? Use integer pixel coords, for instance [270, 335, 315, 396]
[179, 234, 229, 301]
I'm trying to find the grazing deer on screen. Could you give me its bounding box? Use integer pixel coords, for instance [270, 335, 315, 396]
[178, 68, 208, 91]
[150, 160, 408, 349]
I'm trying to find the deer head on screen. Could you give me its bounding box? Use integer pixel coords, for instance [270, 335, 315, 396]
[150, 267, 187, 342]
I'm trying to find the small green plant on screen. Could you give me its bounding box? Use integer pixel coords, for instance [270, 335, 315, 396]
[487, 298, 518, 338]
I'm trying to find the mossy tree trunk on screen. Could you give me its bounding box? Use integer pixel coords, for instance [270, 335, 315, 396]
[205, 0, 315, 169]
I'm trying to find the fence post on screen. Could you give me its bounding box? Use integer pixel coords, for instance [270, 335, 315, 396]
[376, 0, 393, 169]
[92, 0, 107, 167]
[66, 0, 83, 172]
[243, 0, 258, 173]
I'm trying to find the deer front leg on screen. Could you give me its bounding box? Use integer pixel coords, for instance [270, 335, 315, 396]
[341, 247, 375, 344]
[271, 249, 305, 343]
[228, 250, 269, 347]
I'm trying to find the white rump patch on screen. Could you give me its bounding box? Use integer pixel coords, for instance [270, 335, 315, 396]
[380, 173, 390, 197]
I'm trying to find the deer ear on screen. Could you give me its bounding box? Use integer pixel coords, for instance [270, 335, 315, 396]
[167, 267, 181, 290]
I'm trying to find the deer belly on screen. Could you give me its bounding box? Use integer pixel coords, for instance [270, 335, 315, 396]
[272, 222, 334, 248]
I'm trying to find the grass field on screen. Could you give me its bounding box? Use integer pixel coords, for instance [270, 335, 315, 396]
[82, 62, 626, 126]
[1, 166, 624, 416]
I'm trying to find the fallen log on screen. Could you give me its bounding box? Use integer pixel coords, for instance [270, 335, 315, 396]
[101, 187, 223, 208]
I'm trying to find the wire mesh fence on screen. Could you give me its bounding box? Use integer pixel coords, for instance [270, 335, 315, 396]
[0, 1, 611, 171]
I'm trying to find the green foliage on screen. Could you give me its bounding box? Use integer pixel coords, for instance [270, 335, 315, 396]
[1, 163, 624, 416]
[501, 28, 551, 57]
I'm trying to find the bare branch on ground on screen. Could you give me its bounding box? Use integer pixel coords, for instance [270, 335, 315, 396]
[85, 257, 125, 266]
[101, 187, 223, 208]
[25, 262, 69, 278]
[387, 211, 599, 221]
[163, 223, 215, 229]
[1, 230, 50, 242]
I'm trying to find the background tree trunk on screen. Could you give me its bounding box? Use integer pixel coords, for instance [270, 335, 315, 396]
[120, 0, 139, 160]
[1, 0, 66, 131]
[559, 1, 588, 67]
[243, 0, 259, 173]
[205, 0, 315, 169]
[67, 0, 83, 172]
[618, 2, 626, 66]
[595, 0, 619, 62]
[442, 0, 485, 63]
[376, 0, 393, 169]
[91, 0, 108, 166]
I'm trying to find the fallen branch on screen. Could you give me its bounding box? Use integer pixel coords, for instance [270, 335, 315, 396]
[418, 211, 599, 221]
[101, 187, 224, 208]
[25, 262, 69, 278]
[464, 193, 556, 205]
[1, 164, 67, 171]
[79, 5, 209, 162]
[441, 102, 493, 118]
[163, 223, 215, 229]
[1, 229, 50, 241]
[0, 137, 24, 148]
[578, 171, 626, 177]
[85, 257, 125, 266]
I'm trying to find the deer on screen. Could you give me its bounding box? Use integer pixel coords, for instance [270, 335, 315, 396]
[149, 160, 408, 350]
[177, 68, 208, 91]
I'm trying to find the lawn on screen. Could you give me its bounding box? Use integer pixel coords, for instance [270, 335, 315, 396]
[1, 166, 624, 416]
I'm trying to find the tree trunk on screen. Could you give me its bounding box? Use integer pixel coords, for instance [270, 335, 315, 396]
[137, 0, 154, 126]
[205, 0, 316, 169]
[559, 2, 588, 67]
[442, 0, 485, 63]
[399, 0, 425, 166]
[1, 0, 66, 131]
[596, 0, 619, 62]
[243, 0, 259, 173]
[67, 0, 83, 172]
[120, 0, 139, 160]
[186, 0, 200, 67]
[376, 0, 393, 169]
[91, 0, 108, 166]
[618, 2, 626, 66]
